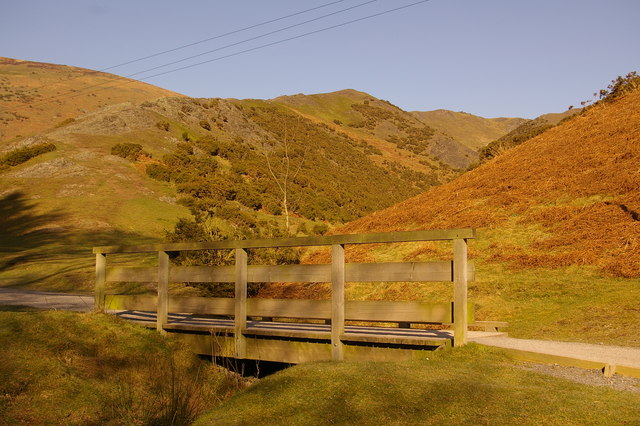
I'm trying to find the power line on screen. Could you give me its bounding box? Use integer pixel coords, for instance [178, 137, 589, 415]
[7, 0, 431, 112]
[101, 0, 349, 72]
[122, 0, 379, 79]
[19, 0, 350, 95]
[12, 0, 380, 111]
[137, 1, 433, 82]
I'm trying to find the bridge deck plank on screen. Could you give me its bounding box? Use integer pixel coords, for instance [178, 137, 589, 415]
[111, 310, 452, 347]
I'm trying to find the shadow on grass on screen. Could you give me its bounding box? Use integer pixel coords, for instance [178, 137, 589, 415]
[0, 304, 42, 312]
[0, 191, 161, 289]
[0, 191, 67, 270]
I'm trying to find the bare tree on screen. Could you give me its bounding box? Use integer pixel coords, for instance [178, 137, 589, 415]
[263, 125, 305, 235]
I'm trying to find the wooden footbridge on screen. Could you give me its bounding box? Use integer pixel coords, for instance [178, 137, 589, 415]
[94, 229, 496, 364]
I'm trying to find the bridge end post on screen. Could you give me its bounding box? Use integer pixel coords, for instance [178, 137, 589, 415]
[453, 238, 468, 347]
[157, 251, 169, 334]
[331, 244, 345, 361]
[95, 253, 106, 311]
[235, 248, 248, 359]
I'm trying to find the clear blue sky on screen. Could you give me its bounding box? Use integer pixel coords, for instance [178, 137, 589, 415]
[1, 0, 639, 118]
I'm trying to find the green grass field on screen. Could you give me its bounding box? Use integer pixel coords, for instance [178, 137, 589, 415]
[0, 308, 250, 424]
[197, 344, 640, 425]
[2, 308, 638, 424]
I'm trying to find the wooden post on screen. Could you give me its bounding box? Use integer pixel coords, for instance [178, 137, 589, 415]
[234, 248, 248, 358]
[157, 251, 169, 333]
[95, 253, 106, 311]
[453, 238, 468, 347]
[331, 244, 345, 361]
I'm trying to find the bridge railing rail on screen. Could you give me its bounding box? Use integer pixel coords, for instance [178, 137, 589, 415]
[94, 228, 475, 360]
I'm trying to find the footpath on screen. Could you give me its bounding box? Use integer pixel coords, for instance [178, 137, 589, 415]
[1, 288, 639, 378]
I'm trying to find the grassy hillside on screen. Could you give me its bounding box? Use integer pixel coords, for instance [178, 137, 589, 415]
[198, 345, 640, 425]
[273, 89, 478, 170]
[0, 307, 248, 424]
[0, 62, 462, 291]
[260, 81, 640, 347]
[412, 109, 527, 151]
[0, 57, 182, 142]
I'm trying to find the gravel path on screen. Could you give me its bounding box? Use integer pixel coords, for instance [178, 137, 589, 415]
[469, 335, 640, 369]
[0, 288, 94, 312]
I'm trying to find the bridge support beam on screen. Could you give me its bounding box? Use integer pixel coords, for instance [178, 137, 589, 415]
[157, 251, 169, 334]
[453, 238, 468, 347]
[235, 248, 248, 358]
[95, 253, 106, 311]
[331, 244, 345, 360]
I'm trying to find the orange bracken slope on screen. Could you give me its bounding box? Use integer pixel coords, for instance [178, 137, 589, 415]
[339, 87, 640, 277]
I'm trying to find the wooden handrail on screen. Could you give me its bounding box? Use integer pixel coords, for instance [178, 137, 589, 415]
[93, 228, 476, 254]
[94, 229, 475, 357]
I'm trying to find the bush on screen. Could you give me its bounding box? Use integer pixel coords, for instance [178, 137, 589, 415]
[199, 120, 211, 131]
[111, 143, 150, 161]
[0, 142, 56, 166]
[146, 164, 172, 182]
[598, 71, 640, 103]
[155, 120, 170, 131]
[312, 222, 329, 235]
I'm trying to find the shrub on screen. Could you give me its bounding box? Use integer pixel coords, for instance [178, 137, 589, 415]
[146, 164, 172, 182]
[111, 143, 150, 161]
[199, 120, 211, 131]
[0, 142, 56, 166]
[155, 120, 170, 131]
[598, 71, 640, 103]
[312, 222, 329, 235]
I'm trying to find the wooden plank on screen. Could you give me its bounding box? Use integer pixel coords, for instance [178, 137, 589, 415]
[499, 347, 607, 370]
[171, 331, 442, 363]
[614, 365, 640, 379]
[169, 296, 234, 315]
[500, 348, 640, 379]
[332, 244, 345, 361]
[346, 300, 453, 323]
[248, 337, 333, 363]
[347, 262, 447, 282]
[106, 267, 157, 282]
[106, 295, 473, 325]
[93, 228, 477, 254]
[234, 248, 248, 358]
[249, 299, 331, 319]
[242, 327, 331, 341]
[248, 264, 331, 282]
[157, 252, 169, 333]
[340, 333, 450, 347]
[171, 265, 234, 283]
[107, 262, 475, 284]
[166, 323, 233, 334]
[95, 253, 106, 311]
[453, 239, 468, 347]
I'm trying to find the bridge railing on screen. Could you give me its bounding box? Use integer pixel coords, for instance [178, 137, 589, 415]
[94, 228, 476, 359]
